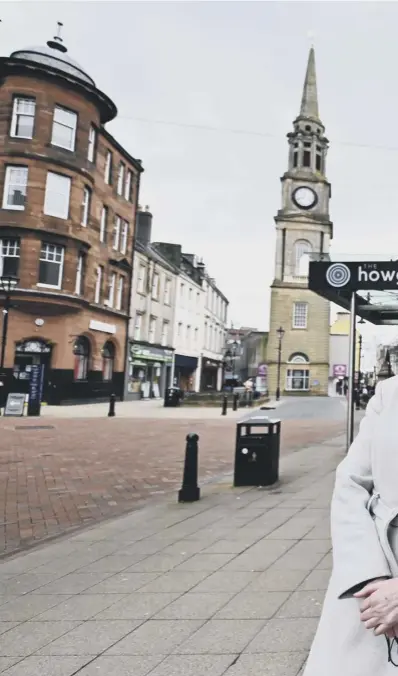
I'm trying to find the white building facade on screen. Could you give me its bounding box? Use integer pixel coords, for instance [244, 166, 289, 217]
[171, 272, 205, 392]
[126, 209, 178, 400]
[201, 277, 228, 391]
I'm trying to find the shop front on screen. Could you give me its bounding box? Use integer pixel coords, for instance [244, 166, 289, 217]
[173, 354, 198, 392]
[200, 358, 222, 391]
[127, 343, 173, 400]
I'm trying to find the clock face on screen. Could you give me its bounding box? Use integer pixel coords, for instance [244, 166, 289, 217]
[292, 187, 317, 210]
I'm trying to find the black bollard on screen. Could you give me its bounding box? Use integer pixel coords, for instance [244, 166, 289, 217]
[233, 393, 238, 411]
[248, 390, 253, 407]
[108, 393, 116, 417]
[221, 394, 227, 416]
[178, 433, 200, 502]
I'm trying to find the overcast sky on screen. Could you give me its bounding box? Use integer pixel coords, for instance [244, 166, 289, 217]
[3, 0, 398, 363]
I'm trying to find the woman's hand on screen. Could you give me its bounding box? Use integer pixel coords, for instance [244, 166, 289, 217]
[355, 578, 398, 635]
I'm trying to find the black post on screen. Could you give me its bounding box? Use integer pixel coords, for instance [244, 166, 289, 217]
[248, 390, 253, 407]
[178, 433, 200, 502]
[233, 393, 238, 411]
[276, 328, 283, 402]
[221, 394, 227, 416]
[108, 393, 116, 417]
[0, 295, 10, 371]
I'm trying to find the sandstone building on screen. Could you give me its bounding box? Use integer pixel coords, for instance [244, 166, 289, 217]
[0, 30, 142, 403]
[267, 47, 332, 396]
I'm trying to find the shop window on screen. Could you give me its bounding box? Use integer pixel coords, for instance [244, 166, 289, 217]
[102, 341, 115, 381]
[286, 368, 310, 391]
[73, 336, 90, 381]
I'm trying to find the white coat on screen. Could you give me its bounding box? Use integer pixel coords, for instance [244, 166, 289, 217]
[304, 375, 398, 675]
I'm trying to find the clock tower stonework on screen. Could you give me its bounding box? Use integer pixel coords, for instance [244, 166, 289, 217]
[267, 47, 332, 397]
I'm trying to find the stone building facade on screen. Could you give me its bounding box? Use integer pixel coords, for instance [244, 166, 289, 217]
[267, 47, 332, 397]
[0, 32, 142, 403]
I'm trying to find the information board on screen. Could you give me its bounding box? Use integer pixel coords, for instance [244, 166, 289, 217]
[27, 364, 44, 417]
[4, 393, 26, 417]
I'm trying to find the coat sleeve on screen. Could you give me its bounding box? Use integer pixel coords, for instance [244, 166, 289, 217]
[331, 381, 392, 600]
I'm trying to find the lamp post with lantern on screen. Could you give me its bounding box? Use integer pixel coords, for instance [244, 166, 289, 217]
[276, 326, 285, 402]
[0, 275, 19, 409]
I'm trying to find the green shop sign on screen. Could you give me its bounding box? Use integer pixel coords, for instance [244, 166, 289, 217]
[130, 345, 173, 363]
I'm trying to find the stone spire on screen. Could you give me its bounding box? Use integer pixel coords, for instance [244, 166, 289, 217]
[299, 47, 319, 120]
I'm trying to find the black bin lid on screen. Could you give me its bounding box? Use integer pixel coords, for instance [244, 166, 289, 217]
[237, 415, 281, 428]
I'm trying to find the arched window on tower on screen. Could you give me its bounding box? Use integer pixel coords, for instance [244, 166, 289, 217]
[293, 142, 299, 168]
[294, 240, 312, 277]
[316, 145, 322, 172]
[73, 336, 90, 381]
[303, 142, 311, 168]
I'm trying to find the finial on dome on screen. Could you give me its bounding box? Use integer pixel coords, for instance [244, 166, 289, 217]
[47, 21, 67, 53]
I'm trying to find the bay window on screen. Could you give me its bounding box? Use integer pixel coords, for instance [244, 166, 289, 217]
[38, 243, 64, 288]
[2, 166, 28, 210]
[10, 97, 36, 139]
[44, 171, 71, 219]
[51, 106, 77, 151]
[0, 238, 20, 277]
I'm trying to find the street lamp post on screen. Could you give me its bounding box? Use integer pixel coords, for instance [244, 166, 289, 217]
[276, 326, 285, 402]
[355, 333, 363, 411]
[0, 275, 19, 408]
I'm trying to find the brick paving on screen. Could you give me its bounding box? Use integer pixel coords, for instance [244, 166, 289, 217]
[0, 434, 343, 676]
[0, 415, 345, 557]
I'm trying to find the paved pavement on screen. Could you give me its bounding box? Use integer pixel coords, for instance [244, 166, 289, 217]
[40, 395, 347, 420]
[0, 398, 352, 557]
[0, 431, 344, 675]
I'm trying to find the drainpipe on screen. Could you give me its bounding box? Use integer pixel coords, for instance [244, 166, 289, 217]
[123, 168, 142, 400]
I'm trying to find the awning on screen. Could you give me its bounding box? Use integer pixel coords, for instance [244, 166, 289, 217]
[174, 355, 198, 370]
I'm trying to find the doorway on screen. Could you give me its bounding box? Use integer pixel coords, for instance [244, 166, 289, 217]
[12, 339, 52, 401]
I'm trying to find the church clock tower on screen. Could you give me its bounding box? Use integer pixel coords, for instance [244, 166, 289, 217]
[267, 47, 332, 397]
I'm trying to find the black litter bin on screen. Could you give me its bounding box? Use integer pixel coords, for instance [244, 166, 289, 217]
[164, 386, 183, 408]
[234, 415, 281, 487]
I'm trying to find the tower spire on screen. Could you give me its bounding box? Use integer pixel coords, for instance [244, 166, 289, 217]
[300, 47, 319, 120]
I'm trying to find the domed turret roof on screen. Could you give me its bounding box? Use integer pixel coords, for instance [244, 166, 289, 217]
[10, 30, 95, 87]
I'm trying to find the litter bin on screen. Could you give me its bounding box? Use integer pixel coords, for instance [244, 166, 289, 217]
[164, 386, 183, 408]
[233, 415, 281, 487]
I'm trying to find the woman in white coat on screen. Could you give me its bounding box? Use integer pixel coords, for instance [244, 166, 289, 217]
[304, 375, 398, 675]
